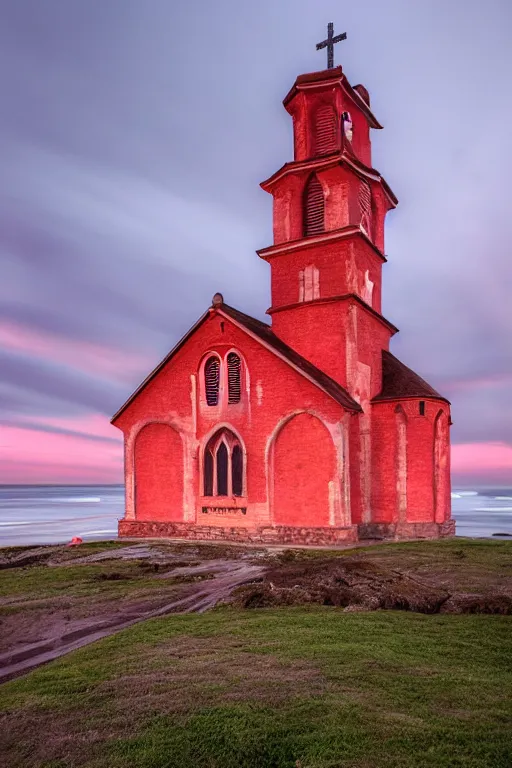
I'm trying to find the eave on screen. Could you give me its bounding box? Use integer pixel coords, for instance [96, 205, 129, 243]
[267, 293, 399, 337]
[257, 226, 387, 264]
[260, 151, 398, 208]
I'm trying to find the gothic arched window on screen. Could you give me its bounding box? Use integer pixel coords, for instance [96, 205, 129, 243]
[303, 174, 325, 237]
[313, 105, 338, 156]
[227, 352, 242, 404]
[203, 429, 245, 497]
[204, 356, 220, 406]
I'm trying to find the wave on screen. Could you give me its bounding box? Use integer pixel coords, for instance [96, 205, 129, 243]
[478, 507, 512, 512]
[79, 529, 118, 536]
[0, 514, 114, 527]
[47, 497, 102, 504]
[0, 521, 34, 527]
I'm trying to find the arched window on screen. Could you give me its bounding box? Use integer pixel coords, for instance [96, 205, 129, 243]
[227, 352, 241, 404]
[313, 105, 338, 156]
[303, 174, 324, 237]
[204, 356, 220, 406]
[203, 429, 245, 497]
[341, 111, 353, 143]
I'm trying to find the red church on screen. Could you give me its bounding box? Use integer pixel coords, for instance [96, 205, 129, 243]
[112, 43, 454, 545]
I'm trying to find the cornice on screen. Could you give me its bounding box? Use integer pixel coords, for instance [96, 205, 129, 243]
[266, 293, 399, 336]
[257, 226, 387, 264]
[260, 151, 397, 207]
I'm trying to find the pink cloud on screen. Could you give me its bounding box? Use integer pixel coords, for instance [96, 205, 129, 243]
[451, 441, 512, 474]
[17, 412, 121, 442]
[0, 321, 152, 384]
[0, 425, 123, 484]
[441, 373, 512, 393]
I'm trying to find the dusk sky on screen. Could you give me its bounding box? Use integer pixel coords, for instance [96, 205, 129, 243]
[1, 0, 511, 486]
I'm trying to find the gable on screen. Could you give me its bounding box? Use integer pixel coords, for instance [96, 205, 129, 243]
[111, 303, 361, 425]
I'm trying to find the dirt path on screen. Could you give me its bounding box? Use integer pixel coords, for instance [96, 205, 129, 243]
[0, 558, 263, 684]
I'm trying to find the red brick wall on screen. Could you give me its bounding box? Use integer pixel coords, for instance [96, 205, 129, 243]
[286, 79, 372, 167]
[114, 311, 347, 527]
[268, 236, 383, 312]
[371, 400, 452, 525]
[134, 423, 184, 521]
[272, 412, 336, 526]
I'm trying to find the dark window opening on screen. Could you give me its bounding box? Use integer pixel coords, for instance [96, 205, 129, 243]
[227, 352, 242, 404]
[216, 442, 228, 496]
[204, 450, 214, 495]
[303, 174, 325, 237]
[419, 401, 425, 416]
[204, 357, 220, 406]
[232, 445, 243, 497]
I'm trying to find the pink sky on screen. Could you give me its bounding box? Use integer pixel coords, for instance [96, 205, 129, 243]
[2, 414, 512, 486]
[1, 321, 512, 486]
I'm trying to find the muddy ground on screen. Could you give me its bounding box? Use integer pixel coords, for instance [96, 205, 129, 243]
[1, 538, 511, 683]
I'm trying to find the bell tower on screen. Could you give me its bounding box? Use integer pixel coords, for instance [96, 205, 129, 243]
[258, 60, 398, 405]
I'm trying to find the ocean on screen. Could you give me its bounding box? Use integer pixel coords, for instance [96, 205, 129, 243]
[0, 485, 511, 547]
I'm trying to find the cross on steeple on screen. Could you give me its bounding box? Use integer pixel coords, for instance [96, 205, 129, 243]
[316, 22, 347, 69]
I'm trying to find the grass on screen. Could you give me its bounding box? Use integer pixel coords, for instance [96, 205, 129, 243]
[0, 539, 511, 767]
[1, 606, 511, 767]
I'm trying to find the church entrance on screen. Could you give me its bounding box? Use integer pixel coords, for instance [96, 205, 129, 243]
[272, 413, 336, 527]
[134, 423, 184, 521]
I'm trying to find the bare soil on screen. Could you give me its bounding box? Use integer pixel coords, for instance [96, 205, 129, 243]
[0, 542, 265, 683]
[231, 541, 512, 614]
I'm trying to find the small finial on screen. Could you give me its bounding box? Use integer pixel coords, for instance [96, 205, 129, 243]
[212, 292, 224, 307]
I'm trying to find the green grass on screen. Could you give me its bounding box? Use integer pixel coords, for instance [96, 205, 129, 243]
[1, 607, 511, 768]
[0, 561, 176, 601]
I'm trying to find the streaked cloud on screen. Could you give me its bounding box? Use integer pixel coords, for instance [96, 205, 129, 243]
[0, 0, 510, 484]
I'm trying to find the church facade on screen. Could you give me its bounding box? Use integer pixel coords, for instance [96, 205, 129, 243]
[112, 64, 454, 545]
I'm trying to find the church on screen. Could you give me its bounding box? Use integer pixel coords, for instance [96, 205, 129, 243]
[112, 34, 454, 545]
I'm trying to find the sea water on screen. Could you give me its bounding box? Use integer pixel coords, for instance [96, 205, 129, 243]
[0, 484, 511, 547]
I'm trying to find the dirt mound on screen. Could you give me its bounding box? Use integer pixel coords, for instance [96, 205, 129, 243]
[440, 593, 512, 615]
[232, 557, 450, 613]
[232, 556, 512, 615]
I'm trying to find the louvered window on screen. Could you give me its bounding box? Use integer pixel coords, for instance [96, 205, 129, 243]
[227, 352, 241, 404]
[313, 105, 337, 156]
[358, 181, 372, 238]
[204, 356, 220, 406]
[303, 175, 325, 237]
[203, 429, 244, 497]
